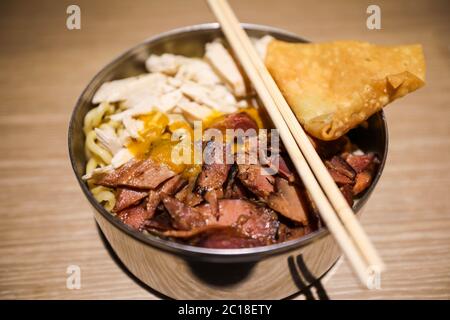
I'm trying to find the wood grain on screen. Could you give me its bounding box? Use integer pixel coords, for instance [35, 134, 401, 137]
[0, 0, 449, 299]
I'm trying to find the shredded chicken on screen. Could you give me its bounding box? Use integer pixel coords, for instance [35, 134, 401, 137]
[176, 96, 212, 120]
[158, 89, 183, 112]
[205, 41, 246, 97]
[122, 116, 143, 139]
[111, 148, 134, 168]
[94, 127, 122, 155]
[82, 165, 113, 180]
[145, 53, 187, 75]
[175, 59, 221, 86]
[93, 73, 171, 108]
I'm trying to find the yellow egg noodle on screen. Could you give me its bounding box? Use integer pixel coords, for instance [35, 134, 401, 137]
[83, 102, 121, 210]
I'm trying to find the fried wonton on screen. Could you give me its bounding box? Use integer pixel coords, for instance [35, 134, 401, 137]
[265, 40, 426, 140]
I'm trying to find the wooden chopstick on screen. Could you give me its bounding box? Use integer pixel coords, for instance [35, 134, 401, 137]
[207, 0, 384, 286]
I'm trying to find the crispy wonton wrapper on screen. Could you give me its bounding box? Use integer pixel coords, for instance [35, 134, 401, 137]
[265, 40, 425, 140]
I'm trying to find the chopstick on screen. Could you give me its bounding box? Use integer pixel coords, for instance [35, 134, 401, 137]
[207, 0, 384, 286]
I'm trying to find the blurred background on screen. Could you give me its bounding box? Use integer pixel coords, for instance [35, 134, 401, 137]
[0, 0, 448, 299]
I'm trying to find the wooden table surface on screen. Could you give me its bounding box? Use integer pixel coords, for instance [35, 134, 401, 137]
[0, 0, 449, 300]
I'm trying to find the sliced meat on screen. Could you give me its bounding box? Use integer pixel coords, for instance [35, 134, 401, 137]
[113, 188, 147, 212]
[116, 204, 153, 231]
[267, 154, 295, 182]
[234, 206, 279, 242]
[267, 177, 310, 225]
[209, 112, 258, 132]
[217, 199, 279, 241]
[146, 175, 186, 216]
[345, 153, 378, 196]
[224, 164, 238, 197]
[177, 186, 204, 207]
[93, 159, 141, 187]
[224, 165, 248, 198]
[236, 165, 310, 225]
[353, 170, 373, 195]
[226, 180, 248, 199]
[203, 189, 223, 217]
[175, 183, 190, 202]
[175, 175, 204, 207]
[325, 156, 356, 186]
[237, 164, 275, 198]
[143, 211, 173, 231]
[116, 177, 185, 230]
[340, 184, 354, 206]
[124, 159, 176, 189]
[277, 223, 308, 242]
[146, 191, 161, 218]
[162, 197, 278, 242]
[93, 158, 176, 190]
[345, 153, 377, 173]
[195, 141, 231, 216]
[162, 196, 214, 230]
[327, 156, 356, 179]
[327, 169, 354, 185]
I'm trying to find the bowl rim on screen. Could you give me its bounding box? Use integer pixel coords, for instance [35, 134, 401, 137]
[68, 22, 389, 263]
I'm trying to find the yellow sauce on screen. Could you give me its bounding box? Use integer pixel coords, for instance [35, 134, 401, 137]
[148, 139, 186, 173]
[202, 110, 225, 128]
[127, 111, 169, 159]
[168, 121, 193, 134]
